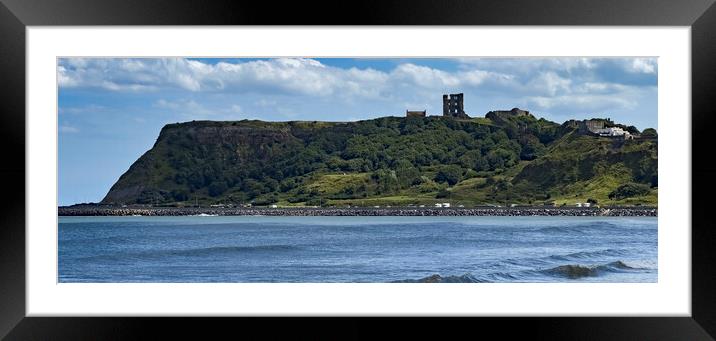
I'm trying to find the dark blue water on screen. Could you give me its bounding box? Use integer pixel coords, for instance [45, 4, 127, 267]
[58, 216, 657, 283]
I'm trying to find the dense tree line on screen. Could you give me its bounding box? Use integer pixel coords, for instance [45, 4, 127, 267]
[142, 115, 560, 203]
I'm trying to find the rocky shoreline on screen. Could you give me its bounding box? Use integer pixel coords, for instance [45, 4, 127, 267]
[58, 206, 657, 217]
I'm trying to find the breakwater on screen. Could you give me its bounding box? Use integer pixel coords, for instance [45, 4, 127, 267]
[58, 206, 657, 217]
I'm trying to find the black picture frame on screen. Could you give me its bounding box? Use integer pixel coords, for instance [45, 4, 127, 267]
[1, 0, 715, 339]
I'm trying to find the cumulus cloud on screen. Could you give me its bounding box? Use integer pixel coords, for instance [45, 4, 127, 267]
[58, 57, 657, 126]
[392, 63, 460, 87]
[526, 72, 572, 96]
[57, 58, 515, 98]
[59, 58, 387, 97]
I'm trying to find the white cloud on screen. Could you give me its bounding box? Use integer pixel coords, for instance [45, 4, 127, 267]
[59, 125, 79, 133]
[527, 72, 572, 96]
[391, 63, 460, 87]
[57, 58, 513, 99]
[57, 65, 77, 87]
[573, 82, 630, 94]
[154, 98, 248, 120]
[155, 99, 210, 115]
[60, 58, 392, 98]
[527, 94, 636, 114]
[255, 98, 277, 107]
[57, 57, 651, 98]
[627, 58, 657, 74]
[58, 57, 657, 126]
[462, 69, 514, 86]
[59, 104, 106, 115]
[455, 57, 597, 76]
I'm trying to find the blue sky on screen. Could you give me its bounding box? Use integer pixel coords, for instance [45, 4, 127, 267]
[58, 57, 658, 205]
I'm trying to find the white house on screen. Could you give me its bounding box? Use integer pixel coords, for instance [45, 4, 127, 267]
[593, 127, 633, 139]
[435, 203, 443, 208]
[442, 203, 451, 208]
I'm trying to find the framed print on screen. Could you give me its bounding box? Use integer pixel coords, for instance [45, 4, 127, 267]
[2, 0, 716, 339]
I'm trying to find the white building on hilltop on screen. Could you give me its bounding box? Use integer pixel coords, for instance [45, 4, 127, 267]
[593, 127, 634, 140]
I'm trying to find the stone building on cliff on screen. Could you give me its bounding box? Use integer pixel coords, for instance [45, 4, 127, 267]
[442, 93, 470, 118]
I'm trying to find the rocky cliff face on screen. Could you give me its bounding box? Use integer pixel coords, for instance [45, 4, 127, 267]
[102, 120, 311, 204]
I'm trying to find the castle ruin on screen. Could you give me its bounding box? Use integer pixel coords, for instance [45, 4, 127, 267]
[488, 108, 531, 117]
[443, 93, 469, 118]
[582, 119, 605, 133]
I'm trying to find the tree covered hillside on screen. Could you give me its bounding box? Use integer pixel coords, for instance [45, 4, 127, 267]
[101, 111, 657, 207]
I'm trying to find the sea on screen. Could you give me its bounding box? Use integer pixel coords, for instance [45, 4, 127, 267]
[58, 216, 657, 283]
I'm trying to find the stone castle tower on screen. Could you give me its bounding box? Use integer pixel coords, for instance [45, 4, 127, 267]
[442, 93, 469, 118]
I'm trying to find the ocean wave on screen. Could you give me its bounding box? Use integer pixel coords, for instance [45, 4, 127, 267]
[548, 249, 629, 261]
[483, 271, 522, 281]
[486, 249, 629, 270]
[166, 244, 301, 256]
[541, 261, 641, 279]
[76, 244, 301, 262]
[536, 222, 621, 234]
[391, 259, 651, 283]
[392, 273, 488, 283]
[59, 236, 134, 244]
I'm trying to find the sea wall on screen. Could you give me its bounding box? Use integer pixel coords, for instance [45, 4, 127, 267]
[58, 206, 657, 217]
